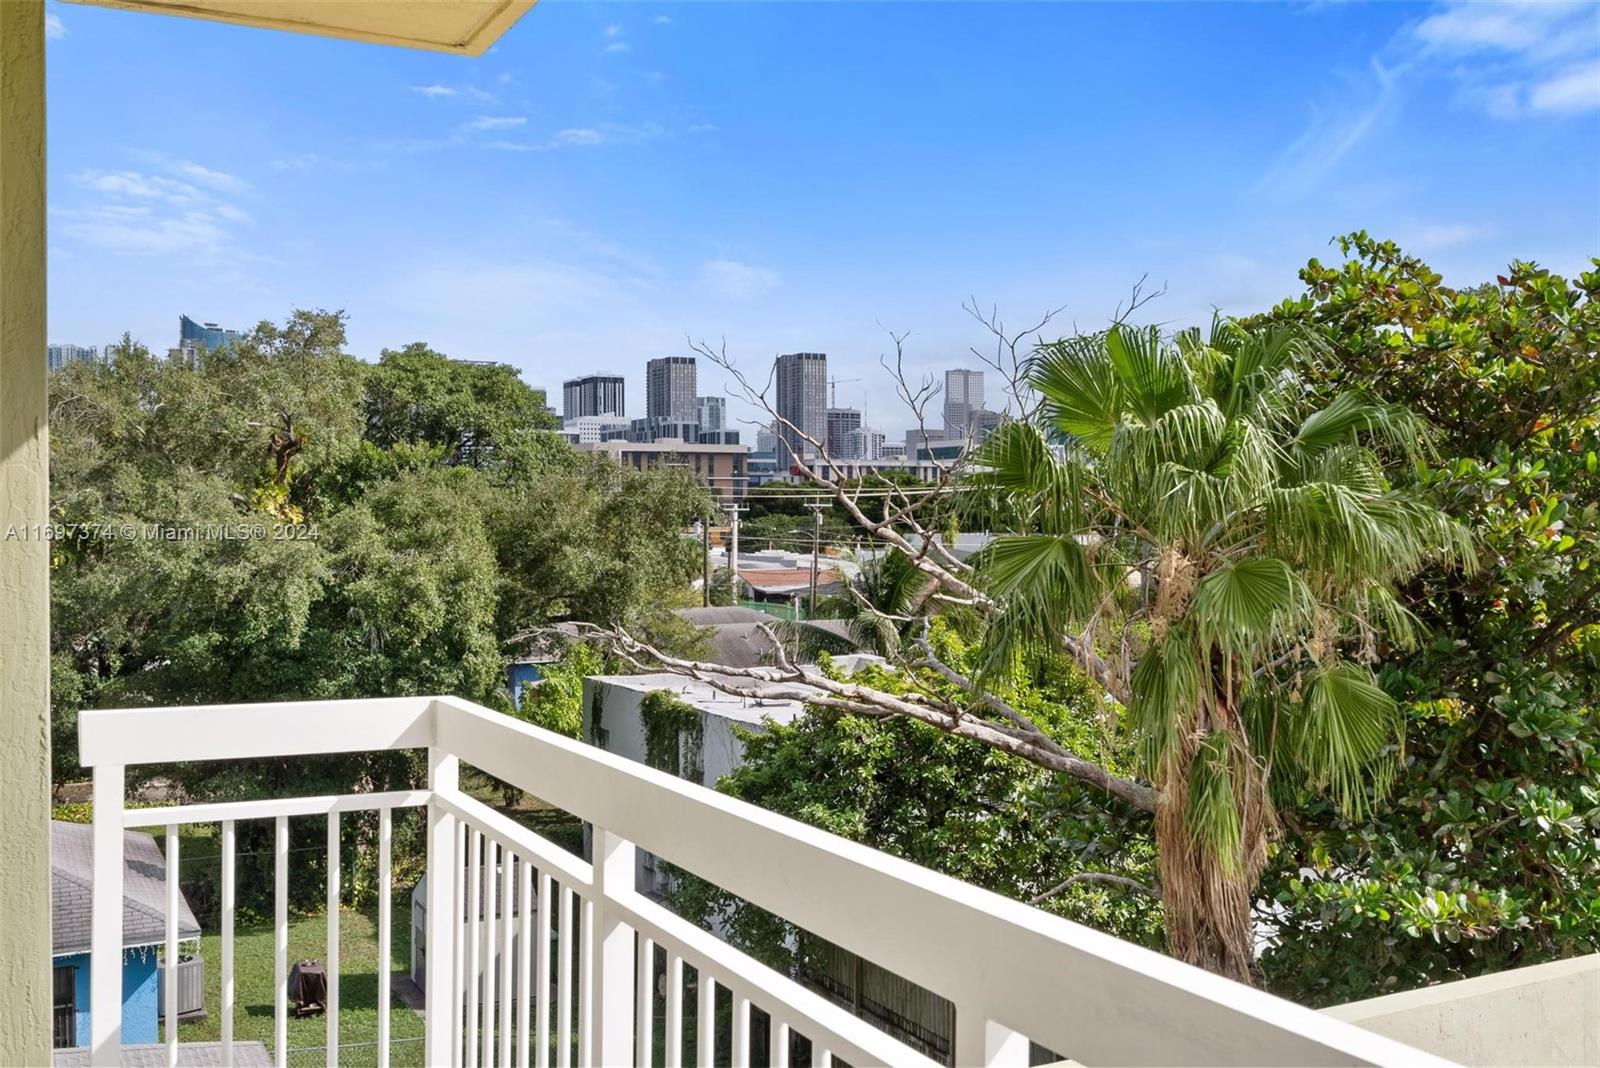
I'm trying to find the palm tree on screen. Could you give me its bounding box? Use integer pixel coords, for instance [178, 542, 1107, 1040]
[969, 318, 1472, 982]
[812, 547, 936, 657]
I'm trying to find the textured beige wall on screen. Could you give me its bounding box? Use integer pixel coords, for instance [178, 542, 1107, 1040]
[1327, 953, 1600, 1067]
[0, 1, 51, 1062]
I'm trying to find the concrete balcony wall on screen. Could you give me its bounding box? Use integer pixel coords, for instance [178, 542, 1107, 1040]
[1326, 953, 1600, 1067]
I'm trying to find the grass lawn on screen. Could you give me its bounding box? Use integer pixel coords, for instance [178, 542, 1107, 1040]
[170, 903, 426, 1067]
[136, 789, 585, 1066]
[156, 821, 426, 1067]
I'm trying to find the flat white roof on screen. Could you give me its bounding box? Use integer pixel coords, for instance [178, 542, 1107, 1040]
[589, 672, 806, 727]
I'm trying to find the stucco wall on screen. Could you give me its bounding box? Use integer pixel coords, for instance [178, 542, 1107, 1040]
[0, 2, 52, 1062]
[56, 949, 160, 1049]
[1326, 953, 1600, 1067]
[583, 677, 775, 895]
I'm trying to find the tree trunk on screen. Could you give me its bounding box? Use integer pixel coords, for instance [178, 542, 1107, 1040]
[1152, 729, 1271, 986]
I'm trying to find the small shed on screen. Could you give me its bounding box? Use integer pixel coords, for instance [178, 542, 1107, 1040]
[51, 821, 201, 1050]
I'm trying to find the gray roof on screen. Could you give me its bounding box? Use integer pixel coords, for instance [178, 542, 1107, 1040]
[55, 1042, 272, 1067]
[52, 821, 201, 956]
[675, 606, 775, 626]
[800, 618, 858, 643]
[703, 622, 788, 669]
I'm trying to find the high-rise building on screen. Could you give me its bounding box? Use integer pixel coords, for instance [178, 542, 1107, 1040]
[46, 344, 98, 372]
[646, 357, 698, 421]
[696, 396, 726, 433]
[905, 426, 952, 455]
[966, 408, 1004, 444]
[826, 407, 863, 458]
[847, 426, 886, 462]
[755, 424, 777, 455]
[563, 374, 626, 419]
[943, 368, 985, 436]
[774, 352, 826, 471]
[175, 314, 241, 366]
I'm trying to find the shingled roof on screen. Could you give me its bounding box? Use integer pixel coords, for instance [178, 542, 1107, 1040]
[52, 821, 201, 956]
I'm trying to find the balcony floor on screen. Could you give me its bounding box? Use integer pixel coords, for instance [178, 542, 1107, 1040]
[54, 1042, 271, 1067]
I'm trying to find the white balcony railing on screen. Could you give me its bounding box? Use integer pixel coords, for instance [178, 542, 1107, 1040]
[77, 696, 1450, 1067]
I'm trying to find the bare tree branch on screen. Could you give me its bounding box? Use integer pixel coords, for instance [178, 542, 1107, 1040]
[560, 622, 1157, 814]
[1029, 871, 1161, 905]
[964, 298, 1066, 421]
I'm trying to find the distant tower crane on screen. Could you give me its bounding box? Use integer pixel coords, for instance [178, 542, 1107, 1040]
[828, 376, 861, 408]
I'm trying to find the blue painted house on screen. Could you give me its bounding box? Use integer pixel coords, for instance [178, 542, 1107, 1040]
[50, 821, 200, 1050]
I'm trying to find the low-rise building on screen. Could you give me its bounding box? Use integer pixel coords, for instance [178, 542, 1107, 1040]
[577, 437, 749, 504]
[779, 457, 945, 484]
[560, 413, 629, 444]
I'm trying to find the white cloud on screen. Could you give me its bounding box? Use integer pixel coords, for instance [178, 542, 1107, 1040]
[408, 83, 496, 103]
[652, 15, 672, 25]
[554, 127, 606, 146]
[1255, 62, 1398, 198]
[482, 122, 672, 152]
[166, 159, 250, 193]
[1529, 60, 1600, 113]
[80, 170, 201, 203]
[698, 259, 780, 300]
[604, 41, 630, 54]
[465, 115, 527, 131]
[1414, 1, 1592, 60]
[1393, 221, 1486, 253]
[605, 23, 624, 37]
[62, 157, 251, 258]
[1410, 1, 1600, 117]
[45, 13, 64, 39]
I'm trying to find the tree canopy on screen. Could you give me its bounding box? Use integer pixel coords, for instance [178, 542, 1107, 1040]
[1254, 235, 1600, 1003]
[48, 310, 711, 788]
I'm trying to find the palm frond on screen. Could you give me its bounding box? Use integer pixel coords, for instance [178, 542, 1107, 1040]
[1291, 391, 1428, 461]
[1191, 555, 1313, 658]
[1104, 324, 1195, 425]
[1029, 334, 1124, 452]
[1187, 731, 1244, 870]
[967, 420, 1083, 533]
[1289, 660, 1402, 817]
[1129, 625, 1200, 774]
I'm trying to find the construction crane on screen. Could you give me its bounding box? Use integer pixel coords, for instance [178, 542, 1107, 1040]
[828, 376, 861, 408]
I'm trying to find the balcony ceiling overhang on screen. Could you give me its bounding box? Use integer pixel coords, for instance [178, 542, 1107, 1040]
[60, 0, 536, 55]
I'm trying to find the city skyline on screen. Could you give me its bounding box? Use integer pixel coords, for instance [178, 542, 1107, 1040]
[41, 1, 1599, 436]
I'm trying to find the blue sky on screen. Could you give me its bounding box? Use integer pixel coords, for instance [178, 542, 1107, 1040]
[45, 0, 1600, 433]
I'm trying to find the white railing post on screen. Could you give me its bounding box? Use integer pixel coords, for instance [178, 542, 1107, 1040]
[378, 807, 393, 1068]
[90, 764, 125, 1068]
[274, 816, 289, 1068]
[221, 819, 235, 1062]
[955, 1012, 1028, 1068]
[327, 811, 341, 1065]
[164, 824, 178, 1068]
[426, 747, 461, 1068]
[590, 828, 637, 1067]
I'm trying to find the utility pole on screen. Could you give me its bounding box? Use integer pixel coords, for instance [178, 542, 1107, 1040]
[808, 505, 823, 617]
[728, 505, 744, 606]
[702, 515, 712, 607]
